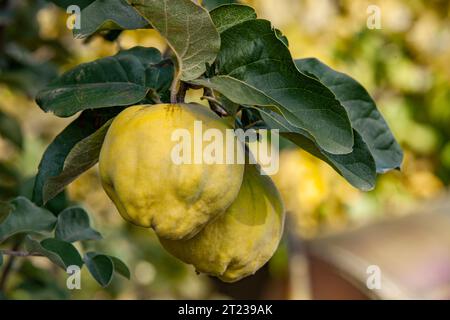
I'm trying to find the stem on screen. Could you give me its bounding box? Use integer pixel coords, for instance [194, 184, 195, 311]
[0, 240, 21, 293]
[203, 88, 228, 117]
[170, 74, 180, 104]
[176, 81, 188, 103]
[0, 250, 43, 257]
[244, 120, 265, 130]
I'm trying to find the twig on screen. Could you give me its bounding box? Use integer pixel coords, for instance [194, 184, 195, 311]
[243, 120, 265, 130]
[0, 250, 43, 257]
[202, 88, 228, 117]
[0, 240, 21, 292]
[176, 81, 188, 103]
[170, 74, 180, 104]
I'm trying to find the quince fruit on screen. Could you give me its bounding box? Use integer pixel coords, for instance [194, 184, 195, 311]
[99, 104, 245, 240]
[160, 164, 285, 282]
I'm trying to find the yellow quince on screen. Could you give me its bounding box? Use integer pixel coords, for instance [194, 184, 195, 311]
[99, 103, 245, 240]
[160, 164, 285, 282]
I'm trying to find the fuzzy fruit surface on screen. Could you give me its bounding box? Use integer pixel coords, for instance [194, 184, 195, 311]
[99, 104, 245, 240]
[160, 164, 285, 282]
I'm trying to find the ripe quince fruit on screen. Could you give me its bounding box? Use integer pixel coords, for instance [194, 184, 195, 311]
[99, 104, 245, 240]
[160, 164, 285, 282]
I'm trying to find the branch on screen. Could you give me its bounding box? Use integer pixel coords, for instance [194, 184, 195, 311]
[0, 239, 21, 292]
[202, 88, 229, 117]
[0, 250, 43, 257]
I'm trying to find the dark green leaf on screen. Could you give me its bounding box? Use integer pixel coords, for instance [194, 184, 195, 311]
[275, 29, 289, 47]
[110, 256, 131, 280]
[36, 47, 173, 117]
[55, 206, 102, 242]
[260, 109, 376, 191]
[0, 110, 23, 149]
[192, 19, 354, 154]
[203, 0, 237, 10]
[74, 0, 150, 39]
[33, 108, 122, 206]
[24, 236, 65, 269]
[0, 253, 3, 267]
[295, 58, 403, 172]
[18, 176, 70, 215]
[45, 191, 71, 215]
[0, 197, 57, 243]
[41, 238, 84, 268]
[25, 236, 83, 269]
[128, 0, 220, 81]
[210, 4, 256, 33]
[43, 120, 112, 204]
[84, 252, 114, 287]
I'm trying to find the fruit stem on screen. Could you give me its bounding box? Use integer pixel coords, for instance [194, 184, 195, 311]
[170, 75, 180, 104]
[203, 88, 228, 117]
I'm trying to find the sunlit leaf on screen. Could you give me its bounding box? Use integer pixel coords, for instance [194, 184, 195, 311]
[36, 47, 173, 117]
[296, 58, 403, 172]
[192, 18, 354, 154]
[74, 0, 150, 39]
[210, 4, 256, 33]
[128, 0, 220, 81]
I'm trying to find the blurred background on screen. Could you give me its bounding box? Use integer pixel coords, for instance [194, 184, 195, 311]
[0, 0, 449, 299]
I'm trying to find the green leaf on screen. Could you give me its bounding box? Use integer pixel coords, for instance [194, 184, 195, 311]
[0, 110, 23, 150]
[24, 237, 65, 269]
[260, 109, 376, 191]
[43, 119, 112, 204]
[36, 47, 173, 117]
[295, 58, 403, 173]
[275, 29, 289, 47]
[110, 256, 131, 280]
[203, 0, 237, 10]
[55, 207, 102, 243]
[33, 108, 122, 206]
[74, 0, 150, 39]
[84, 252, 114, 287]
[192, 19, 354, 154]
[210, 4, 256, 33]
[25, 236, 83, 269]
[48, 0, 96, 9]
[128, 0, 220, 81]
[41, 238, 84, 267]
[0, 253, 3, 267]
[0, 197, 57, 243]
